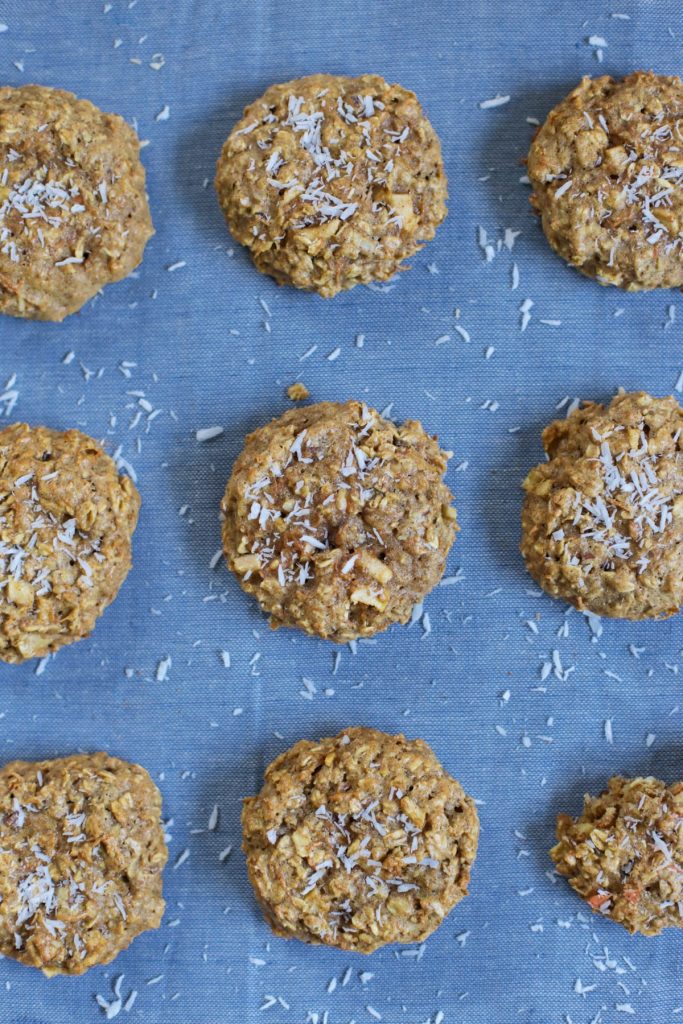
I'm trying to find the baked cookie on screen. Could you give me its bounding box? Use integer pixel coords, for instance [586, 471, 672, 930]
[221, 400, 458, 641]
[551, 775, 683, 935]
[215, 73, 447, 296]
[242, 727, 479, 953]
[0, 84, 153, 320]
[528, 72, 683, 290]
[521, 391, 683, 619]
[0, 752, 167, 974]
[0, 423, 140, 662]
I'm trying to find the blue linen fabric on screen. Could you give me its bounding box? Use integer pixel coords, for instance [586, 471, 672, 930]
[0, 0, 682, 1021]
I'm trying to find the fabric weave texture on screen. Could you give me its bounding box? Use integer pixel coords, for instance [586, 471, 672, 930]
[0, 1, 681, 1022]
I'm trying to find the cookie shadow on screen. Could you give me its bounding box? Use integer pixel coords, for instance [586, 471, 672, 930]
[173, 89, 273, 266]
[480, 409, 548, 580]
[193, 728, 347, 914]
[164, 402, 333, 637]
[481, 384, 631, 582]
[476, 79, 591, 271]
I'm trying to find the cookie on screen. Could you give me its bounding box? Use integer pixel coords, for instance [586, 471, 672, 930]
[0, 752, 167, 974]
[0, 423, 140, 662]
[0, 84, 153, 320]
[215, 73, 447, 296]
[242, 727, 479, 953]
[221, 400, 458, 641]
[528, 72, 683, 290]
[521, 391, 683, 619]
[551, 775, 683, 935]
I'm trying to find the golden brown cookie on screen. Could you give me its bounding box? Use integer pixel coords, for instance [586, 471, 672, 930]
[521, 391, 683, 619]
[528, 72, 683, 290]
[242, 727, 479, 952]
[221, 400, 458, 641]
[551, 775, 683, 935]
[0, 752, 167, 974]
[215, 73, 447, 296]
[0, 84, 153, 320]
[0, 423, 140, 662]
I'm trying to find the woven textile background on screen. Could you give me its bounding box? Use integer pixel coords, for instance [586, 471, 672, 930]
[1, 1, 682, 1021]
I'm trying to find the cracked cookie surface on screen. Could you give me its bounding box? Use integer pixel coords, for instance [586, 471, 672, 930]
[551, 775, 683, 935]
[242, 727, 479, 952]
[0, 423, 140, 662]
[0, 84, 153, 320]
[215, 73, 447, 296]
[521, 391, 683, 619]
[222, 400, 458, 641]
[0, 752, 167, 974]
[528, 72, 683, 290]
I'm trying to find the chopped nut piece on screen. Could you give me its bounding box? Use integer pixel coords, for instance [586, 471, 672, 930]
[350, 585, 387, 610]
[7, 579, 34, 606]
[357, 551, 393, 584]
[233, 554, 261, 574]
[287, 382, 310, 402]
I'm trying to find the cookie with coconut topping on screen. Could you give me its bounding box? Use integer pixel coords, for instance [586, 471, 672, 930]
[0, 752, 167, 974]
[551, 775, 683, 935]
[214, 73, 447, 296]
[528, 72, 683, 290]
[521, 391, 683, 619]
[0, 423, 140, 662]
[242, 727, 479, 952]
[0, 84, 153, 320]
[221, 400, 458, 641]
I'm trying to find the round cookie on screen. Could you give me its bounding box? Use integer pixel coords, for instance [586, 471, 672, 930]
[0, 423, 140, 662]
[521, 391, 683, 619]
[0, 752, 167, 974]
[0, 84, 153, 320]
[221, 400, 458, 641]
[551, 775, 683, 936]
[242, 727, 479, 953]
[215, 73, 447, 296]
[528, 72, 683, 290]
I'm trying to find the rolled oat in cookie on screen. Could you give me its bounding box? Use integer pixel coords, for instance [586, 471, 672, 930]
[214, 73, 447, 296]
[0, 84, 153, 320]
[551, 775, 683, 935]
[528, 72, 683, 291]
[521, 390, 683, 619]
[242, 727, 479, 952]
[0, 752, 167, 974]
[221, 400, 458, 641]
[0, 423, 140, 662]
